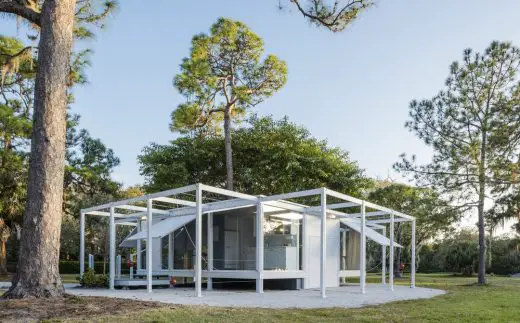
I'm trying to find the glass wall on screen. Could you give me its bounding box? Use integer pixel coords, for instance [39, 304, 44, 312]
[263, 212, 302, 271]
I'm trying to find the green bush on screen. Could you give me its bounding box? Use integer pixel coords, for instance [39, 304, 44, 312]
[79, 268, 108, 288]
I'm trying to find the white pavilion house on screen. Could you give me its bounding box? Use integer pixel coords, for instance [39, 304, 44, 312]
[80, 183, 416, 298]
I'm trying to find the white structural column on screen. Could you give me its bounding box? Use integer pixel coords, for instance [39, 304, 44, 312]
[302, 213, 308, 288]
[109, 206, 115, 290]
[168, 232, 174, 272]
[320, 188, 327, 298]
[147, 199, 153, 293]
[207, 212, 214, 290]
[411, 219, 416, 288]
[80, 212, 85, 277]
[382, 226, 387, 285]
[256, 200, 264, 293]
[360, 201, 366, 294]
[195, 185, 203, 297]
[389, 213, 395, 291]
[136, 220, 142, 270]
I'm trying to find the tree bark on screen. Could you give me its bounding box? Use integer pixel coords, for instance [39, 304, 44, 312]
[4, 0, 76, 298]
[224, 109, 233, 190]
[477, 133, 487, 285]
[0, 240, 7, 275]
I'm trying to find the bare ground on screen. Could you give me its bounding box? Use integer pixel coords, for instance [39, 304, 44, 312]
[0, 294, 170, 322]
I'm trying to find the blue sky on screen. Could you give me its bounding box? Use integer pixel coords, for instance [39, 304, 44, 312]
[5, 1, 520, 191]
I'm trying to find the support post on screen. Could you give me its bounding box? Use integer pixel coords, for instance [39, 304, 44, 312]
[389, 213, 395, 291]
[360, 201, 366, 294]
[302, 213, 308, 288]
[109, 206, 115, 290]
[136, 220, 142, 270]
[341, 230, 347, 284]
[256, 200, 264, 293]
[411, 219, 416, 288]
[382, 226, 386, 285]
[207, 212, 213, 291]
[168, 232, 174, 272]
[195, 185, 203, 297]
[88, 254, 94, 269]
[320, 188, 327, 298]
[147, 199, 153, 293]
[80, 212, 85, 277]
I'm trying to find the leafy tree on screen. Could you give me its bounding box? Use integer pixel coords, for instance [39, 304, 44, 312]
[368, 182, 458, 276]
[395, 41, 520, 284]
[172, 18, 288, 190]
[60, 114, 121, 261]
[140, 115, 371, 196]
[0, 36, 33, 276]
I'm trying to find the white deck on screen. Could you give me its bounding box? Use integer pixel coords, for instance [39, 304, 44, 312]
[67, 284, 444, 309]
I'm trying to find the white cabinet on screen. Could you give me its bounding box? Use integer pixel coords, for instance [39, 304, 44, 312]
[264, 246, 298, 270]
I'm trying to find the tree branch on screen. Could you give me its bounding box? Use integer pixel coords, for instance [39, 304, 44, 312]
[291, 0, 370, 32]
[0, 0, 41, 26]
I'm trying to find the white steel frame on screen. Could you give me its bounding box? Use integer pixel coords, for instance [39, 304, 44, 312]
[80, 183, 416, 298]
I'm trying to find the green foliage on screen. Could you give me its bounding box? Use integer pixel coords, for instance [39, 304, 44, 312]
[368, 183, 458, 247]
[444, 240, 479, 276]
[487, 237, 520, 275]
[396, 41, 520, 207]
[79, 268, 108, 288]
[140, 115, 372, 195]
[288, 0, 372, 32]
[417, 231, 520, 276]
[172, 17, 287, 134]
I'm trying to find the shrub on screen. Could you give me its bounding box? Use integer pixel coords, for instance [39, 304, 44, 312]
[79, 268, 108, 288]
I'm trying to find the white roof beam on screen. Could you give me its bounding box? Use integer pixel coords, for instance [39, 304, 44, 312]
[86, 211, 137, 218]
[368, 218, 410, 224]
[260, 188, 322, 202]
[326, 188, 414, 220]
[115, 205, 170, 215]
[346, 211, 388, 217]
[153, 197, 196, 206]
[81, 184, 197, 213]
[199, 184, 258, 201]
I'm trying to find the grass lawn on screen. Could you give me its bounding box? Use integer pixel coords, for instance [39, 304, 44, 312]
[1, 273, 519, 322]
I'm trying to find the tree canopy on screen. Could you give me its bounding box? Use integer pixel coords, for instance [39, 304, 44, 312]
[172, 18, 288, 190]
[140, 115, 371, 196]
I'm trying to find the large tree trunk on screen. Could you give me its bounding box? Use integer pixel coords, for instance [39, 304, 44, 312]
[4, 0, 76, 298]
[0, 240, 7, 275]
[223, 109, 233, 190]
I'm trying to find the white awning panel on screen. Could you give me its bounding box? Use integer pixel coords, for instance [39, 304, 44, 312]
[340, 219, 402, 248]
[125, 214, 195, 241]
